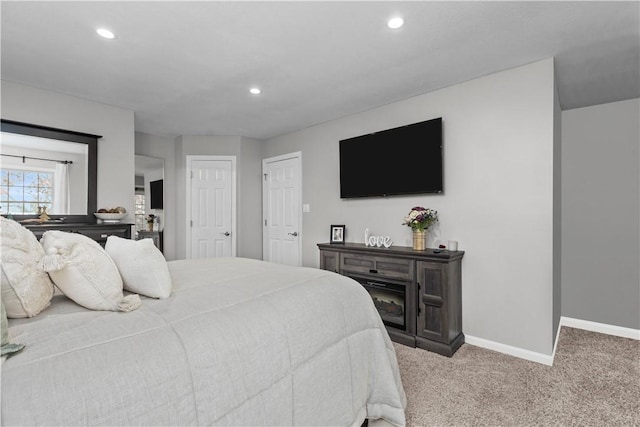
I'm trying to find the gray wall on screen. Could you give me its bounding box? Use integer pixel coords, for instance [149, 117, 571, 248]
[1, 80, 135, 220]
[561, 98, 640, 329]
[239, 137, 264, 260]
[264, 59, 558, 356]
[553, 76, 562, 344]
[173, 135, 263, 260]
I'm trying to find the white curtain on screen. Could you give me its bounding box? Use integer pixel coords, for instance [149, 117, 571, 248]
[52, 162, 70, 214]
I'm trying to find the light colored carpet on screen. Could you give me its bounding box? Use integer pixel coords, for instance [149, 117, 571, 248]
[394, 327, 639, 426]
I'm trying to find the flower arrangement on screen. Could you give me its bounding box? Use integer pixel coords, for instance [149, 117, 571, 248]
[403, 206, 438, 231]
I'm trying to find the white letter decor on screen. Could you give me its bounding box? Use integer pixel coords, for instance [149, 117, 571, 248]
[364, 228, 393, 248]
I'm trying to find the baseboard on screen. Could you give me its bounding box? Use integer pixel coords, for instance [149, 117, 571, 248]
[560, 316, 640, 340]
[466, 318, 639, 367]
[464, 335, 554, 366]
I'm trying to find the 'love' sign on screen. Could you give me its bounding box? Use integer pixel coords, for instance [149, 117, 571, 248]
[364, 228, 392, 248]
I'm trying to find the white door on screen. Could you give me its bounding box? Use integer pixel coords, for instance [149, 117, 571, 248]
[187, 156, 236, 258]
[263, 152, 302, 266]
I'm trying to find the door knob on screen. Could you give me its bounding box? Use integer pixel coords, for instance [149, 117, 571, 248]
[222, 231, 230, 236]
[288, 232, 298, 237]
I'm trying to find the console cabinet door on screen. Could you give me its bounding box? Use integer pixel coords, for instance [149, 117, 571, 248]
[416, 261, 448, 343]
[26, 224, 131, 247]
[319, 250, 340, 273]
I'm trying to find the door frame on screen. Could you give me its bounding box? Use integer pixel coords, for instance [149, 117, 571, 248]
[262, 151, 302, 266]
[186, 155, 237, 259]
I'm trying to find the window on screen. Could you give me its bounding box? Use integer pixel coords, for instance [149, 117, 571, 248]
[134, 192, 146, 231]
[0, 169, 54, 215]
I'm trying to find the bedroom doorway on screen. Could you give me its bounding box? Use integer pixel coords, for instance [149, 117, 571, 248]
[186, 155, 236, 259]
[262, 152, 302, 266]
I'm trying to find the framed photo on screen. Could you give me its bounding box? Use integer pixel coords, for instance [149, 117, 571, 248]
[330, 225, 345, 244]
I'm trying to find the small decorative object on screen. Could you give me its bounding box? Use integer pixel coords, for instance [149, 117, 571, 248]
[364, 228, 393, 248]
[448, 240, 458, 251]
[330, 225, 345, 244]
[97, 207, 127, 214]
[38, 206, 50, 222]
[403, 206, 438, 251]
[146, 214, 156, 232]
[412, 230, 427, 251]
[95, 207, 128, 223]
[94, 212, 127, 223]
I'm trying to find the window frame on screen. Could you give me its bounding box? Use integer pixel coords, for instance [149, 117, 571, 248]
[0, 167, 55, 215]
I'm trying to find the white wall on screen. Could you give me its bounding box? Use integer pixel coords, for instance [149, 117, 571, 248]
[1, 81, 135, 220]
[264, 59, 557, 355]
[561, 98, 640, 329]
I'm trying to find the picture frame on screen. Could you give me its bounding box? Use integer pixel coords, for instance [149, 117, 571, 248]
[330, 224, 345, 244]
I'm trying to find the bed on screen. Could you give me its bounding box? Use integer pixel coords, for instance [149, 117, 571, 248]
[1, 256, 406, 426]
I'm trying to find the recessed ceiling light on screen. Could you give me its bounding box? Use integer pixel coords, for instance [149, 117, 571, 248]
[250, 87, 261, 95]
[96, 28, 115, 39]
[387, 17, 404, 29]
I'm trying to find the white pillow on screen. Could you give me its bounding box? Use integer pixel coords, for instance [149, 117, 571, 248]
[0, 217, 54, 318]
[105, 236, 172, 299]
[39, 230, 140, 312]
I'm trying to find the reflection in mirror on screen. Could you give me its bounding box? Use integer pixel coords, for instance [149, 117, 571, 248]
[0, 119, 99, 223]
[1, 132, 88, 215]
[134, 155, 164, 237]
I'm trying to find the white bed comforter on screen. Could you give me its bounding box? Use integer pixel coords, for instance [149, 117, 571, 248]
[2, 257, 406, 426]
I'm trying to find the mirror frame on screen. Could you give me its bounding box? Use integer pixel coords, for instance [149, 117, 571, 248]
[1, 119, 101, 223]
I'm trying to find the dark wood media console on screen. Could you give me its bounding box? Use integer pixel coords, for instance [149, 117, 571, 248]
[25, 223, 132, 247]
[318, 242, 465, 357]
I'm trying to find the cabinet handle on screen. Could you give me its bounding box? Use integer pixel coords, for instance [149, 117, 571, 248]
[423, 295, 443, 307]
[369, 269, 378, 274]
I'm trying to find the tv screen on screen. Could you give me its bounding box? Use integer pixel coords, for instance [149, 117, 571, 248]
[339, 117, 443, 198]
[150, 179, 163, 209]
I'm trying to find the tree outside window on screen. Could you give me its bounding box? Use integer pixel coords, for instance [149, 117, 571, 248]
[134, 193, 146, 231]
[0, 169, 53, 215]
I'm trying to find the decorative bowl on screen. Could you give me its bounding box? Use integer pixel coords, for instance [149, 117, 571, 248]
[94, 212, 127, 222]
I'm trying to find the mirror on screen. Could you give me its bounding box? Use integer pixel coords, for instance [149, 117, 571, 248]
[0, 119, 99, 223]
[134, 155, 164, 235]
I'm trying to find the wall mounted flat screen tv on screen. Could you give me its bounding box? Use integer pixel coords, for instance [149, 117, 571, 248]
[339, 117, 443, 198]
[150, 179, 163, 209]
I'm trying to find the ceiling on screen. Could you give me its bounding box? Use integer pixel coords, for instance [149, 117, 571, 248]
[1, 1, 638, 140]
